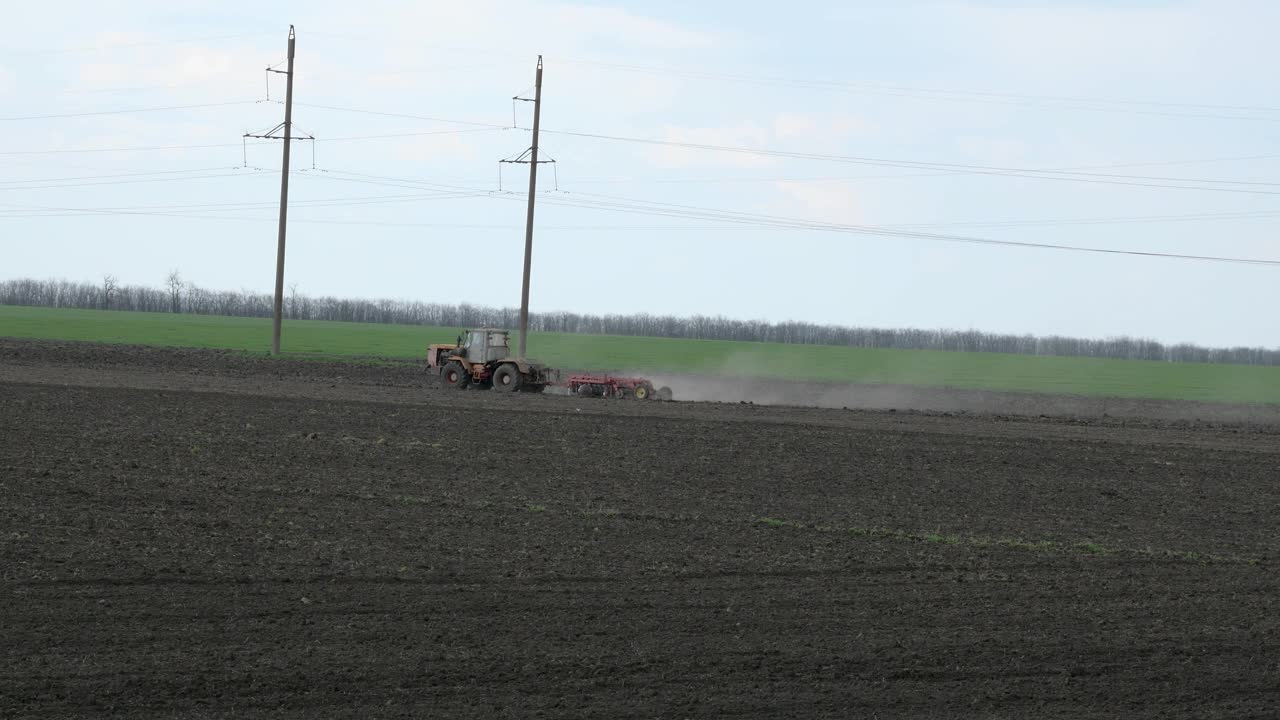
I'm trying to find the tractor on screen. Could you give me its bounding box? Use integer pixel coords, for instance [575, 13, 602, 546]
[426, 328, 559, 392]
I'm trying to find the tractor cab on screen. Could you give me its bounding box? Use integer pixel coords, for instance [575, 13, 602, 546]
[426, 328, 513, 371]
[458, 329, 511, 363]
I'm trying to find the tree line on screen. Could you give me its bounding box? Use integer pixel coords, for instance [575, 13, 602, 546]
[2, 275, 1276, 367]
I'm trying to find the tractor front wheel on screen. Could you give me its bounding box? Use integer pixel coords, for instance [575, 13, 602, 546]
[492, 363, 523, 392]
[441, 361, 470, 389]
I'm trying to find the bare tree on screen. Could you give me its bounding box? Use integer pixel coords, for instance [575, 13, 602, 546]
[4, 275, 1278, 366]
[102, 274, 118, 310]
[166, 269, 183, 314]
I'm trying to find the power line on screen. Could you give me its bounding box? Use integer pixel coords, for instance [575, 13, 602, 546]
[0, 169, 275, 192]
[293, 169, 471, 192]
[536, 128, 1280, 195]
[542, 128, 1280, 188]
[1, 30, 276, 56]
[0, 141, 247, 156]
[882, 208, 1280, 230]
[0, 188, 489, 216]
[288, 150, 1280, 187]
[4, 152, 1271, 232]
[0, 210, 751, 230]
[5, 165, 1278, 266]
[294, 101, 510, 128]
[555, 57, 1280, 123]
[9, 185, 1279, 232]
[281, 168, 1280, 233]
[56, 82, 224, 97]
[465, 173, 1280, 234]
[517, 189, 1280, 266]
[291, 35, 1278, 122]
[559, 151, 1280, 186]
[1068, 153, 1280, 171]
[0, 166, 240, 185]
[287, 170, 1280, 267]
[265, 102, 1280, 190]
[3, 98, 1275, 194]
[0, 100, 258, 122]
[0, 127, 504, 156]
[320, 127, 505, 142]
[250, 100, 1280, 191]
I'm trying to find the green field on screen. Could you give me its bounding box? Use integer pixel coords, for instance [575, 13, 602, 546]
[2, 305, 1277, 404]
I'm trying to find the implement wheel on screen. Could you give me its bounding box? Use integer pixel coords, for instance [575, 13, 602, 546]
[440, 361, 470, 389]
[633, 385, 651, 401]
[492, 364, 523, 393]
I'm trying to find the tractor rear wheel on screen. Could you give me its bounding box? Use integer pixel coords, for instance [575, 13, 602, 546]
[492, 364, 523, 392]
[441, 361, 470, 389]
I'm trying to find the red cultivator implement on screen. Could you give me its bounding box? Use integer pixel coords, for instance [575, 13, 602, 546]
[566, 374, 673, 401]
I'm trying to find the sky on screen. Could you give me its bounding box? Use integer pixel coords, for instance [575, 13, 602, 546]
[2, 0, 1279, 348]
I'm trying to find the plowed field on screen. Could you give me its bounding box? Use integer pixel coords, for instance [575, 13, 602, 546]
[2, 340, 1277, 718]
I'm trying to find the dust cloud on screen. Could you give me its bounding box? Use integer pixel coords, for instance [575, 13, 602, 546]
[630, 351, 1280, 424]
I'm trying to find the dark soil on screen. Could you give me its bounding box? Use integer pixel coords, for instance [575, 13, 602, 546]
[5, 337, 1280, 424]
[2, 339, 1278, 718]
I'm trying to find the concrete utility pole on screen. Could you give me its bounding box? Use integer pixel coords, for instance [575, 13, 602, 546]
[517, 56, 543, 358]
[271, 25, 296, 356]
[245, 27, 314, 355]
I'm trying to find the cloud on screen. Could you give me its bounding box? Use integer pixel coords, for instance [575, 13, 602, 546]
[952, 135, 1032, 166]
[542, 3, 727, 51]
[644, 111, 871, 171]
[921, 0, 1280, 106]
[330, 0, 731, 56]
[71, 39, 270, 100]
[771, 180, 865, 225]
[315, 0, 733, 117]
[936, 2, 1200, 73]
[772, 112, 825, 141]
[646, 123, 775, 169]
[380, 130, 486, 164]
[773, 111, 872, 142]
